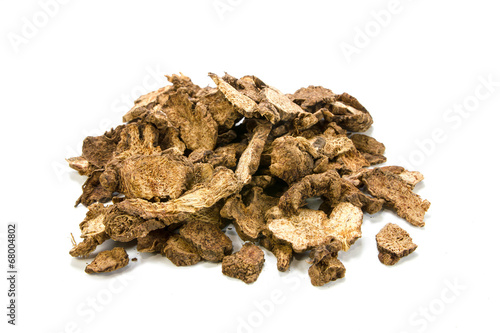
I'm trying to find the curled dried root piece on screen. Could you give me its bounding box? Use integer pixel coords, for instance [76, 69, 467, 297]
[376, 223, 417, 265]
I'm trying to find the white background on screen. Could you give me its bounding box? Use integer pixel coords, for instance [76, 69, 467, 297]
[1, 0, 499, 332]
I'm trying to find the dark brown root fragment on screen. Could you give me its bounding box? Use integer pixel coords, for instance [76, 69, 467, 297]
[222, 243, 265, 284]
[221, 187, 279, 241]
[308, 254, 346, 287]
[137, 228, 170, 253]
[85, 247, 129, 274]
[362, 169, 430, 227]
[376, 223, 417, 265]
[162, 234, 201, 266]
[278, 170, 341, 216]
[269, 136, 315, 184]
[179, 221, 233, 262]
[75, 171, 114, 207]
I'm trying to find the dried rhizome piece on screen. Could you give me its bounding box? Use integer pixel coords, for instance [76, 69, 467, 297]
[376, 223, 417, 265]
[68, 72, 430, 287]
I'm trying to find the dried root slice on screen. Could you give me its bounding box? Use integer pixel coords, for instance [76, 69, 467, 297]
[235, 121, 272, 185]
[101, 151, 194, 200]
[337, 179, 385, 214]
[378, 166, 424, 189]
[179, 221, 232, 262]
[328, 202, 363, 251]
[269, 136, 315, 184]
[376, 223, 417, 265]
[70, 203, 111, 257]
[70, 233, 109, 258]
[350, 134, 386, 165]
[66, 156, 96, 176]
[362, 169, 430, 227]
[75, 171, 114, 207]
[85, 247, 129, 274]
[309, 239, 342, 265]
[137, 229, 170, 253]
[162, 234, 201, 266]
[260, 235, 293, 272]
[104, 206, 165, 242]
[278, 170, 341, 215]
[329, 93, 373, 132]
[266, 208, 335, 253]
[116, 167, 240, 222]
[208, 73, 261, 119]
[222, 243, 265, 284]
[308, 254, 346, 287]
[221, 187, 279, 241]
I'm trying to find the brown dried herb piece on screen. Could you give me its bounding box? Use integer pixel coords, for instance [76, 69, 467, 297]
[116, 167, 240, 222]
[104, 206, 165, 242]
[66, 156, 96, 176]
[289, 86, 335, 112]
[221, 187, 279, 241]
[85, 247, 129, 274]
[266, 207, 336, 253]
[376, 223, 417, 265]
[269, 136, 315, 184]
[278, 170, 341, 215]
[337, 179, 385, 214]
[327, 202, 363, 251]
[309, 239, 342, 265]
[162, 234, 201, 266]
[101, 150, 194, 201]
[260, 234, 293, 272]
[137, 228, 170, 253]
[70, 203, 110, 257]
[199, 89, 242, 131]
[75, 171, 114, 207]
[179, 221, 232, 262]
[222, 243, 265, 284]
[362, 169, 430, 227]
[308, 254, 346, 287]
[235, 121, 272, 185]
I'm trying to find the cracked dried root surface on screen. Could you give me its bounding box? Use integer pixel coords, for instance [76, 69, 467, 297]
[85, 247, 129, 274]
[222, 243, 265, 284]
[376, 223, 417, 265]
[67, 72, 429, 285]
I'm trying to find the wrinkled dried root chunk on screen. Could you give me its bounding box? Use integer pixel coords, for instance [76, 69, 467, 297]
[260, 235, 293, 272]
[162, 234, 201, 266]
[337, 179, 384, 214]
[235, 121, 272, 185]
[76, 171, 114, 207]
[104, 206, 165, 242]
[66, 156, 96, 176]
[101, 151, 194, 200]
[278, 170, 341, 215]
[116, 167, 240, 222]
[137, 229, 170, 253]
[85, 247, 129, 274]
[68, 71, 429, 284]
[222, 243, 265, 284]
[266, 208, 335, 253]
[309, 239, 342, 265]
[70, 204, 110, 257]
[328, 202, 363, 251]
[376, 223, 417, 265]
[179, 221, 232, 262]
[308, 254, 346, 287]
[70, 233, 109, 258]
[270, 136, 315, 184]
[221, 187, 279, 241]
[362, 169, 430, 227]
